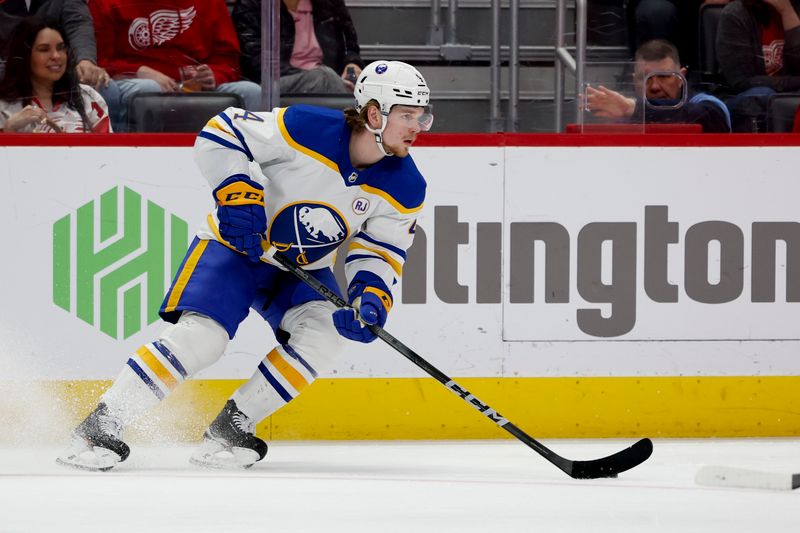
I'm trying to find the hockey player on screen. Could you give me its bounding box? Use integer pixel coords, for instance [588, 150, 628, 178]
[56, 60, 433, 470]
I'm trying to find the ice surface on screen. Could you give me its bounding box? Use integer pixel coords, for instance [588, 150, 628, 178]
[0, 438, 798, 532]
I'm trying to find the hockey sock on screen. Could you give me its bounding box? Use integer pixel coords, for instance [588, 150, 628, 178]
[101, 341, 188, 426]
[101, 313, 228, 426]
[232, 345, 318, 422]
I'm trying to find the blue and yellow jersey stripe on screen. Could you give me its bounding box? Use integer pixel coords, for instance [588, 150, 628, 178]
[360, 184, 424, 215]
[347, 241, 403, 276]
[277, 107, 340, 173]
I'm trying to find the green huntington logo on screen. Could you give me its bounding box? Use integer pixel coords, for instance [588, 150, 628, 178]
[52, 186, 189, 339]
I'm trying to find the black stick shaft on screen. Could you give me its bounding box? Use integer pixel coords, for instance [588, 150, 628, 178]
[266, 248, 651, 479]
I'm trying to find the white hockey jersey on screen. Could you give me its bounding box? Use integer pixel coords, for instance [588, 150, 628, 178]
[194, 104, 426, 300]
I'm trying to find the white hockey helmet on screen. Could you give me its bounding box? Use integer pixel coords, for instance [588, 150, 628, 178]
[353, 61, 433, 155]
[354, 60, 431, 116]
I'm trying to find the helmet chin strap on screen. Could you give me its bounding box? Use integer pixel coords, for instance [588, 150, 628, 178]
[365, 114, 393, 157]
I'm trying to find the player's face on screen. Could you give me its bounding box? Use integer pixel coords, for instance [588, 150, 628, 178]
[30, 28, 67, 87]
[382, 106, 431, 157]
[633, 58, 685, 100]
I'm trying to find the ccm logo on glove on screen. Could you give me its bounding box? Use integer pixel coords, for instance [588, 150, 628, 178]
[212, 175, 267, 262]
[215, 178, 265, 206]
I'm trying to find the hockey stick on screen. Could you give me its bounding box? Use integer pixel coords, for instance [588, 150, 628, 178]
[263, 246, 653, 479]
[695, 465, 800, 491]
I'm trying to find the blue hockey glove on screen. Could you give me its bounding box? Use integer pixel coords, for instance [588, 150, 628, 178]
[213, 174, 266, 262]
[332, 285, 392, 343]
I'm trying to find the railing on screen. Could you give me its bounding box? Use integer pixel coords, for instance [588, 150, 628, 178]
[429, 0, 444, 44]
[427, 0, 510, 131]
[428, 0, 587, 132]
[488, 0, 518, 132]
[489, 0, 503, 131]
[257, 0, 589, 132]
[260, 0, 281, 110]
[554, 0, 586, 132]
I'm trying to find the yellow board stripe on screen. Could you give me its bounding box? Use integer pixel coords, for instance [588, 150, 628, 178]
[136, 346, 178, 390]
[276, 108, 340, 174]
[348, 242, 402, 276]
[34, 375, 800, 445]
[267, 348, 310, 392]
[164, 239, 209, 312]
[359, 184, 424, 215]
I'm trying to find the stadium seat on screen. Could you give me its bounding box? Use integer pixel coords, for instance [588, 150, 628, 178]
[697, 4, 726, 96]
[767, 93, 800, 133]
[128, 93, 244, 133]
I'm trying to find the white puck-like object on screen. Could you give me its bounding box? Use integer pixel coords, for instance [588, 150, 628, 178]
[695, 465, 800, 491]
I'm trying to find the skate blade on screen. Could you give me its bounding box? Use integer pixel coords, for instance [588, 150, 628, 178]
[189, 439, 260, 470]
[56, 440, 121, 472]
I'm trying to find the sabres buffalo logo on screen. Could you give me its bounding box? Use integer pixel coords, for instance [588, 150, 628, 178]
[268, 202, 349, 265]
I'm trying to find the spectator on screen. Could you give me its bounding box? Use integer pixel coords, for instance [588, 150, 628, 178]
[0, 0, 123, 130]
[0, 18, 111, 133]
[584, 39, 731, 132]
[90, 0, 262, 129]
[233, 0, 364, 94]
[717, 0, 800, 131]
[628, 1, 730, 71]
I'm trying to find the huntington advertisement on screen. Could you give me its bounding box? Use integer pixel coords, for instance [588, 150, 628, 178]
[0, 143, 797, 380]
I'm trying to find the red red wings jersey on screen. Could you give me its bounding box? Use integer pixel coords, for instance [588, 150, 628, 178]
[761, 9, 785, 76]
[90, 0, 242, 84]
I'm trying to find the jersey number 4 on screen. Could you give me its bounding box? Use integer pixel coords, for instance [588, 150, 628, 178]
[233, 111, 264, 122]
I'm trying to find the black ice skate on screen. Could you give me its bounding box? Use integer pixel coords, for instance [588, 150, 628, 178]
[56, 403, 130, 472]
[189, 399, 268, 469]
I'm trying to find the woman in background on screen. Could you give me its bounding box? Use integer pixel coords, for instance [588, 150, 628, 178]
[234, 0, 364, 93]
[0, 17, 111, 133]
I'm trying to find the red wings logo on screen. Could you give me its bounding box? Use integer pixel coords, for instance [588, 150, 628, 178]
[128, 7, 197, 50]
[763, 40, 784, 76]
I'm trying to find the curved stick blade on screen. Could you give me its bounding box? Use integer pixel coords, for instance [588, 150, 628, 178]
[568, 438, 654, 479]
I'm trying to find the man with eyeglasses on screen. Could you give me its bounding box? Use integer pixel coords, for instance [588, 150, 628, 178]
[584, 39, 731, 132]
[57, 60, 434, 471]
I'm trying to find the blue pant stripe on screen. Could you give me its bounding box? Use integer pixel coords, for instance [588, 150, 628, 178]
[258, 362, 293, 403]
[152, 341, 188, 378]
[127, 358, 165, 400]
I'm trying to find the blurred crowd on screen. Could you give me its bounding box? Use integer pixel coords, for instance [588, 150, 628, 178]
[1, 0, 799, 133]
[619, 0, 800, 132]
[0, 0, 363, 133]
